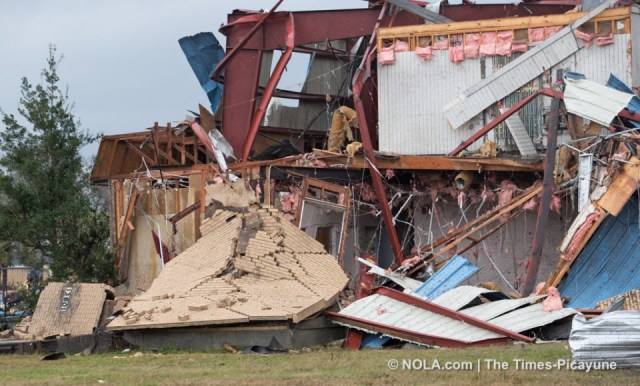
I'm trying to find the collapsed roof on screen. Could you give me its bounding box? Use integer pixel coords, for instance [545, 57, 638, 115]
[108, 207, 348, 330]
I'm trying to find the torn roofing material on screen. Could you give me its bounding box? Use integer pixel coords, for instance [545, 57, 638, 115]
[563, 72, 634, 127]
[27, 283, 113, 339]
[328, 286, 576, 347]
[570, 311, 640, 368]
[412, 255, 479, 300]
[559, 195, 640, 309]
[328, 286, 539, 347]
[108, 208, 348, 330]
[179, 32, 225, 114]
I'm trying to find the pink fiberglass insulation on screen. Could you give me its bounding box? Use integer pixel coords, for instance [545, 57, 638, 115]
[550, 195, 561, 214]
[561, 211, 601, 261]
[433, 38, 449, 50]
[596, 33, 614, 46]
[496, 30, 513, 56]
[464, 33, 480, 59]
[394, 40, 409, 52]
[575, 28, 595, 47]
[480, 31, 497, 56]
[511, 42, 528, 53]
[543, 287, 563, 312]
[545, 26, 563, 38]
[378, 47, 395, 65]
[415, 46, 434, 61]
[528, 27, 545, 43]
[449, 46, 464, 63]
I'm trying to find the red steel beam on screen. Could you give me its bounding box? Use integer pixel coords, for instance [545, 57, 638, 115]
[375, 287, 534, 343]
[211, 0, 283, 83]
[352, 3, 404, 264]
[521, 97, 560, 296]
[448, 89, 560, 156]
[242, 13, 295, 161]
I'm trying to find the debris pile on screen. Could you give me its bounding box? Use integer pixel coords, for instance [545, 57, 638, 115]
[108, 207, 348, 330]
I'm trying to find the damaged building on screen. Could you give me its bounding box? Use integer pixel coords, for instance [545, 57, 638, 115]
[8, 0, 640, 359]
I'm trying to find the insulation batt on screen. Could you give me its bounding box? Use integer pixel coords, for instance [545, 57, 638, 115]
[531, 281, 546, 296]
[415, 46, 434, 61]
[449, 45, 464, 63]
[528, 28, 545, 43]
[575, 29, 595, 47]
[480, 32, 496, 56]
[550, 195, 562, 214]
[543, 287, 563, 312]
[596, 33, 614, 46]
[464, 33, 480, 59]
[378, 46, 395, 65]
[393, 40, 409, 52]
[498, 180, 518, 222]
[561, 212, 601, 261]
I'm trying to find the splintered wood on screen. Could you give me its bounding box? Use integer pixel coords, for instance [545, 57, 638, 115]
[108, 208, 348, 330]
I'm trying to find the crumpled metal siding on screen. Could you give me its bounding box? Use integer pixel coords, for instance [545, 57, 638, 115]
[559, 196, 640, 309]
[570, 311, 640, 368]
[336, 293, 504, 343]
[178, 32, 225, 114]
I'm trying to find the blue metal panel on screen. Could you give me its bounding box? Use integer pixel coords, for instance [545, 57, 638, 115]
[412, 255, 479, 300]
[559, 195, 640, 308]
[607, 73, 640, 114]
[178, 32, 225, 114]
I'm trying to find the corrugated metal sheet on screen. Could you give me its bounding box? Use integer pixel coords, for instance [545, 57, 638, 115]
[412, 255, 479, 300]
[336, 293, 504, 344]
[442, 0, 617, 130]
[570, 311, 640, 368]
[559, 195, 640, 308]
[178, 33, 225, 114]
[431, 285, 492, 310]
[563, 74, 633, 127]
[378, 52, 484, 154]
[489, 302, 577, 332]
[460, 295, 545, 320]
[607, 72, 640, 113]
[302, 42, 349, 96]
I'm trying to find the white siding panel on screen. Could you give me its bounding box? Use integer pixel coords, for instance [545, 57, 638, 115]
[571, 35, 631, 84]
[378, 51, 484, 154]
[378, 34, 631, 155]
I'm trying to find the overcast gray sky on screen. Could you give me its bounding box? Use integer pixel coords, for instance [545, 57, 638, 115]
[0, 1, 360, 160]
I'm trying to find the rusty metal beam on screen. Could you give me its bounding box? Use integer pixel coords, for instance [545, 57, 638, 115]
[242, 13, 295, 161]
[521, 97, 560, 296]
[211, 0, 283, 83]
[375, 287, 534, 343]
[169, 201, 201, 226]
[449, 89, 559, 156]
[352, 3, 403, 264]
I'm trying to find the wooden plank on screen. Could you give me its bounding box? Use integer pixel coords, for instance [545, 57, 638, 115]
[548, 207, 607, 287]
[229, 154, 545, 172]
[378, 7, 629, 38]
[598, 157, 640, 215]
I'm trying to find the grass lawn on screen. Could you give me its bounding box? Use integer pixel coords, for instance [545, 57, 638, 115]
[0, 342, 636, 385]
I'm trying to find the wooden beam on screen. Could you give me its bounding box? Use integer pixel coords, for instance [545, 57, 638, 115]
[124, 140, 155, 164]
[229, 153, 544, 172]
[378, 7, 629, 39]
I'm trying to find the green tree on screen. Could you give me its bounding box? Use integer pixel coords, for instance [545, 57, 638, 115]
[0, 45, 113, 283]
